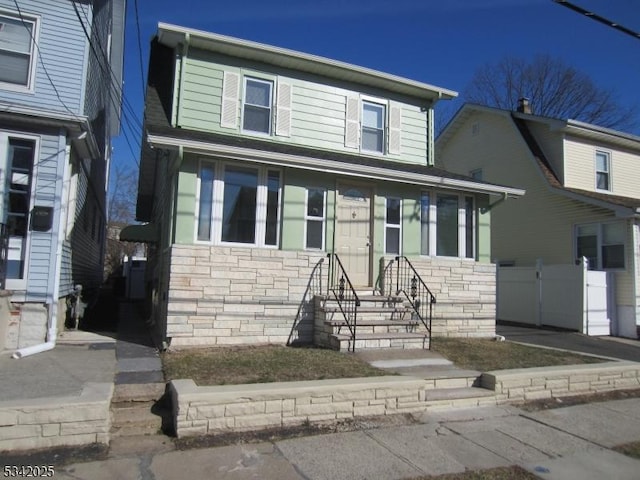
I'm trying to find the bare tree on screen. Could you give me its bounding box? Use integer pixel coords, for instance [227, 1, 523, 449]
[104, 164, 140, 278]
[462, 54, 637, 131]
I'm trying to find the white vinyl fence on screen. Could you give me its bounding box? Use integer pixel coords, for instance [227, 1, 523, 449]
[497, 259, 611, 336]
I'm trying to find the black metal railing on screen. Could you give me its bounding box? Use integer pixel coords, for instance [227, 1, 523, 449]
[394, 256, 435, 348]
[0, 223, 8, 290]
[326, 253, 360, 352]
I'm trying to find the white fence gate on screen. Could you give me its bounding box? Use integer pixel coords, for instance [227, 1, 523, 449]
[497, 260, 612, 336]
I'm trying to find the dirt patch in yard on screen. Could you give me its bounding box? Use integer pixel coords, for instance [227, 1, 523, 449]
[519, 387, 640, 412]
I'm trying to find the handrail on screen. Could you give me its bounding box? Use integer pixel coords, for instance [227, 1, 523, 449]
[394, 256, 435, 348]
[326, 253, 360, 352]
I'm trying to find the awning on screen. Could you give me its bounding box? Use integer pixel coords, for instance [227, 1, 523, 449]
[119, 223, 158, 243]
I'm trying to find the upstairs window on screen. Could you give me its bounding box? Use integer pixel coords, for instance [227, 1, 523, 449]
[595, 151, 610, 191]
[362, 101, 385, 153]
[0, 13, 37, 90]
[345, 97, 401, 155]
[242, 78, 273, 135]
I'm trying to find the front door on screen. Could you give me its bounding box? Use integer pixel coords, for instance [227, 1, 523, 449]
[336, 183, 372, 286]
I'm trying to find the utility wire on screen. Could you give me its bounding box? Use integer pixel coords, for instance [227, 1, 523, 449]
[70, 0, 142, 167]
[553, 1, 640, 40]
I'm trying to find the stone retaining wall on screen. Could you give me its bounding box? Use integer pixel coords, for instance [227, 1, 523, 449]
[170, 376, 428, 438]
[0, 383, 112, 452]
[380, 256, 497, 338]
[171, 362, 640, 437]
[482, 361, 640, 402]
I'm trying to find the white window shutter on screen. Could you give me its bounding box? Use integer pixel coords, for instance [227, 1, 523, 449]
[220, 71, 240, 129]
[344, 96, 360, 149]
[275, 81, 292, 137]
[388, 103, 402, 155]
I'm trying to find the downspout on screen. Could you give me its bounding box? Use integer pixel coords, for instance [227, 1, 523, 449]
[480, 192, 509, 214]
[174, 33, 190, 126]
[13, 142, 71, 358]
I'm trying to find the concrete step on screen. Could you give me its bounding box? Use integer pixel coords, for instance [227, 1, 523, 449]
[425, 386, 498, 410]
[331, 332, 429, 351]
[112, 382, 165, 403]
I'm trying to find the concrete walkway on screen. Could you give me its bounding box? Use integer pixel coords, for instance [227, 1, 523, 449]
[18, 397, 640, 480]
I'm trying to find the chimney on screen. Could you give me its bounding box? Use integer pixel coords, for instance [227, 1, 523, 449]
[517, 97, 532, 114]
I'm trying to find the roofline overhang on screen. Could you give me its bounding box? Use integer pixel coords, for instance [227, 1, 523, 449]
[146, 133, 524, 198]
[551, 187, 640, 218]
[156, 23, 457, 104]
[0, 103, 100, 159]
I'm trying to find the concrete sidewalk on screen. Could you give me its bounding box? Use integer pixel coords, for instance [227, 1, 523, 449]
[15, 397, 640, 480]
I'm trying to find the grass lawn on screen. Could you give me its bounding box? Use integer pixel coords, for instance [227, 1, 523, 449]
[614, 441, 640, 460]
[431, 337, 604, 371]
[162, 337, 605, 386]
[162, 345, 388, 386]
[410, 466, 539, 479]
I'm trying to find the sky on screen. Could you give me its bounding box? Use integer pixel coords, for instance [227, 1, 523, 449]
[112, 0, 640, 179]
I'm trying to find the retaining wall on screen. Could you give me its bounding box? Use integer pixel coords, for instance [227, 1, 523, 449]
[482, 361, 640, 402]
[170, 376, 428, 438]
[171, 361, 640, 438]
[0, 383, 112, 452]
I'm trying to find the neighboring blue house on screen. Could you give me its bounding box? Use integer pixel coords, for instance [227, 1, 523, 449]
[0, 0, 125, 354]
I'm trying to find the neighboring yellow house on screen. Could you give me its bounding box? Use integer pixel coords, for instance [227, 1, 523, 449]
[437, 102, 640, 338]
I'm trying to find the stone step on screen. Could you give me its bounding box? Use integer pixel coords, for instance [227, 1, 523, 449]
[425, 387, 497, 410]
[112, 382, 166, 403]
[331, 332, 429, 351]
[326, 318, 419, 327]
[322, 306, 412, 314]
[325, 294, 405, 305]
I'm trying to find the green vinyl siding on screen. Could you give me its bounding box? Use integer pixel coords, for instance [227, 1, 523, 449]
[281, 170, 335, 252]
[174, 155, 198, 244]
[174, 48, 430, 164]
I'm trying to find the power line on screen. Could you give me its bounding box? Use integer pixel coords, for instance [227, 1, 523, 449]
[133, 0, 147, 96]
[70, 0, 142, 167]
[552, 1, 640, 41]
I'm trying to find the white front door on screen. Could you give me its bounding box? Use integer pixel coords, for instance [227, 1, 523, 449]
[336, 183, 372, 286]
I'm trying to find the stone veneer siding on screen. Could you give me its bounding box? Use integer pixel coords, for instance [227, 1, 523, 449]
[380, 256, 497, 338]
[166, 246, 497, 347]
[166, 245, 326, 347]
[0, 383, 112, 452]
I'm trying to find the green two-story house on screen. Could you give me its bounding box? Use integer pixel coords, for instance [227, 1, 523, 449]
[126, 23, 523, 349]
